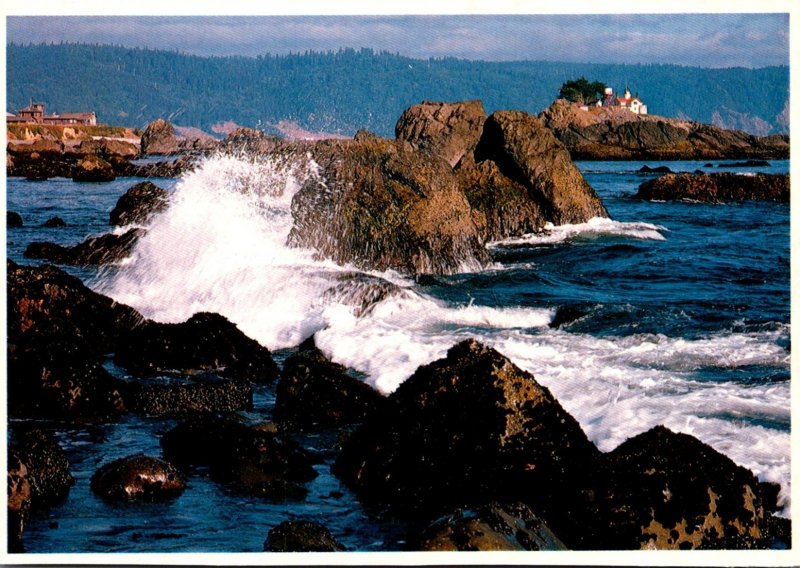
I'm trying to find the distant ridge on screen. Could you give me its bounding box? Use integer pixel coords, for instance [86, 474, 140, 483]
[6, 42, 790, 137]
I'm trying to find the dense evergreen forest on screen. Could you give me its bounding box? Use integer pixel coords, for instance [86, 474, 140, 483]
[6, 42, 790, 137]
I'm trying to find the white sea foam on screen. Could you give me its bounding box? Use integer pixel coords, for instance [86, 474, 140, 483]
[95, 156, 791, 517]
[487, 217, 668, 247]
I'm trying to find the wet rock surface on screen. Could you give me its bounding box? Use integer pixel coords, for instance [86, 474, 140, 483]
[127, 374, 253, 416]
[114, 312, 279, 382]
[161, 415, 317, 500]
[333, 339, 601, 521]
[636, 172, 789, 203]
[415, 502, 567, 551]
[273, 339, 384, 430]
[264, 520, 345, 552]
[71, 154, 116, 182]
[90, 455, 186, 502]
[109, 181, 169, 226]
[24, 228, 144, 265]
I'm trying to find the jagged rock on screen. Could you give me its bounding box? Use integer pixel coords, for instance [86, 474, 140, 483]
[415, 502, 567, 551]
[127, 374, 252, 416]
[109, 181, 169, 226]
[140, 118, 180, 155]
[90, 455, 186, 502]
[333, 339, 601, 520]
[24, 228, 144, 265]
[540, 99, 790, 160]
[273, 340, 384, 430]
[114, 312, 279, 382]
[395, 100, 486, 167]
[636, 173, 789, 203]
[264, 520, 345, 552]
[291, 137, 488, 275]
[71, 154, 116, 182]
[8, 211, 23, 227]
[219, 127, 279, 154]
[594, 426, 772, 550]
[115, 155, 193, 178]
[41, 216, 67, 228]
[161, 415, 317, 499]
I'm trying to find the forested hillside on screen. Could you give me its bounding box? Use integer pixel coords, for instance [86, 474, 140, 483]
[7, 42, 789, 137]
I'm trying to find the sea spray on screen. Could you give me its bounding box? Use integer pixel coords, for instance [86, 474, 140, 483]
[95, 154, 790, 516]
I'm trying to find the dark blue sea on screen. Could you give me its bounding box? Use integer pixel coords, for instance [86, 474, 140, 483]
[6, 156, 791, 553]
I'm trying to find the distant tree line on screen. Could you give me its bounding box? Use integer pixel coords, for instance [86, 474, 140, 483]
[6, 42, 790, 136]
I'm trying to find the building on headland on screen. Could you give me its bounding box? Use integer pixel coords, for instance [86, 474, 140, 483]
[596, 86, 648, 115]
[6, 101, 97, 126]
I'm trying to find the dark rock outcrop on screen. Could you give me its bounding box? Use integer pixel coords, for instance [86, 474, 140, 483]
[90, 455, 186, 502]
[127, 374, 252, 416]
[540, 99, 790, 160]
[333, 339, 601, 521]
[415, 502, 566, 551]
[73, 138, 139, 161]
[264, 520, 345, 552]
[140, 118, 180, 155]
[273, 340, 384, 430]
[7, 140, 72, 179]
[638, 165, 673, 174]
[114, 312, 279, 382]
[161, 415, 317, 500]
[636, 172, 789, 203]
[114, 155, 194, 178]
[8, 211, 24, 227]
[71, 154, 116, 182]
[24, 228, 144, 265]
[109, 181, 169, 226]
[7, 260, 141, 420]
[7, 430, 75, 552]
[595, 426, 772, 550]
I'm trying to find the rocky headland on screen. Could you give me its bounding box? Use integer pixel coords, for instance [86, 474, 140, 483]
[539, 99, 790, 161]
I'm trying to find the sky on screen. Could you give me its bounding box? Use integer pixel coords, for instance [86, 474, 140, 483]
[3, 10, 791, 69]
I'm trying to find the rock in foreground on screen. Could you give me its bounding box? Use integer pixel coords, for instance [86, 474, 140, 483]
[636, 172, 789, 203]
[264, 520, 345, 552]
[109, 181, 169, 226]
[90, 455, 186, 502]
[24, 228, 144, 265]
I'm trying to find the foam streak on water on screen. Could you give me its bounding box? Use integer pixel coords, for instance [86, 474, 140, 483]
[95, 155, 790, 517]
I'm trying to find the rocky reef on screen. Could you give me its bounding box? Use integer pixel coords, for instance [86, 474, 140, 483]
[540, 99, 790, 161]
[636, 172, 789, 203]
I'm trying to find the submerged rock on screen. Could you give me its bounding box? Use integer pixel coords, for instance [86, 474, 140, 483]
[8, 211, 24, 227]
[109, 181, 169, 226]
[636, 172, 789, 203]
[24, 228, 144, 265]
[273, 340, 384, 430]
[416, 502, 566, 551]
[264, 520, 345, 552]
[91, 456, 186, 502]
[114, 312, 279, 382]
[333, 339, 600, 520]
[41, 216, 67, 228]
[161, 415, 317, 500]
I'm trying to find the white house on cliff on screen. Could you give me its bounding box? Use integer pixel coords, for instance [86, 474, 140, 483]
[599, 87, 648, 115]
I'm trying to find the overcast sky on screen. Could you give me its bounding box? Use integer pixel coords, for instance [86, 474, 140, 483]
[5, 12, 790, 68]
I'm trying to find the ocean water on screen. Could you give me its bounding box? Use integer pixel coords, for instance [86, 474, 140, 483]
[6, 155, 791, 553]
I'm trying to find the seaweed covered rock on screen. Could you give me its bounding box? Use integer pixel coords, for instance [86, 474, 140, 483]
[24, 228, 144, 265]
[90, 455, 186, 502]
[333, 339, 601, 520]
[161, 415, 317, 500]
[127, 374, 252, 416]
[109, 181, 169, 226]
[636, 172, 789, 203]
[415, 502, 566, 551]
[594, 426, 773, 550]
[264, 520, 345, 552]
[114, 312, 279, 382]
[7, 260, 140, 420]
[273, 340, 384, 430]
